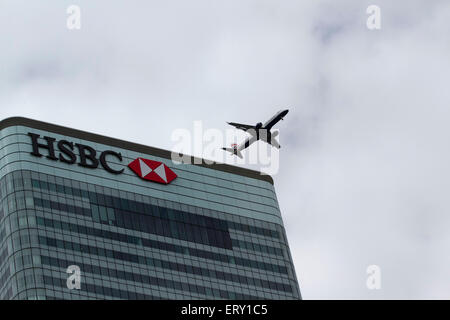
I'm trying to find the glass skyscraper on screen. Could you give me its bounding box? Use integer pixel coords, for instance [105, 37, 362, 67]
[0, 117, 300, 300]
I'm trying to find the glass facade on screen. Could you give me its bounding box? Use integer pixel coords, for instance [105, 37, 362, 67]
[0, 117, 300, 300]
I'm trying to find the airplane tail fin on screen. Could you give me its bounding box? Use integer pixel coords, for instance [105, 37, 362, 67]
[222, 147, 243, 159]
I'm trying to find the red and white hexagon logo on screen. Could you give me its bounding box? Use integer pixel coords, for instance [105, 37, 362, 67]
[128, 158, 177, 184]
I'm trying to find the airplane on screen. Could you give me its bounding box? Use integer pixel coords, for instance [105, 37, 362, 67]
[222, 109, 289, 158]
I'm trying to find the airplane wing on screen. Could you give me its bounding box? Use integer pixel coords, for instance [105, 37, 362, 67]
[227, 122, 255, 132]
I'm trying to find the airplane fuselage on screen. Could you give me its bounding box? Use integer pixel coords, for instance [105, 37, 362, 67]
[222, 109, 288, 158]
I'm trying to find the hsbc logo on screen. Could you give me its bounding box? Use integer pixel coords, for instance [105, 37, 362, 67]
[128, 158, 177, 184]
[28, 133, 177, 185]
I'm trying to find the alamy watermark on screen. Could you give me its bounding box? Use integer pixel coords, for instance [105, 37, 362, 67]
[66, 265, 81, 290]
[170, 121, 281, 175]
[366, 5, 381, 30]
[67, 5, 81, 30]
[366, 265, 381, 290]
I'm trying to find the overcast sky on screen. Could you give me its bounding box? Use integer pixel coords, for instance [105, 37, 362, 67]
[1, 0, 450, 299]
